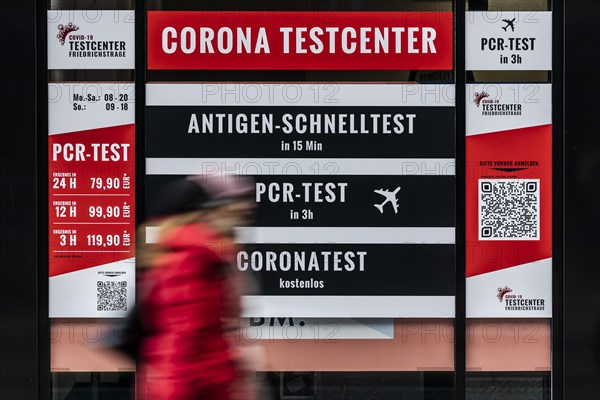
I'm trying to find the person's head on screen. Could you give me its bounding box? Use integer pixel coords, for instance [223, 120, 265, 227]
[147, 174, 256, 237]
[186, 174, 256, 235]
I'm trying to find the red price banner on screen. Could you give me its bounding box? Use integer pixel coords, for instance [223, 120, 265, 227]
[48, 124, 136, 277]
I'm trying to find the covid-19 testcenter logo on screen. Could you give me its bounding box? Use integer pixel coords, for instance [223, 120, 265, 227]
[497, 285, 545, 312]
[473, 91, 522, 117]
[56, 22, 127, 59]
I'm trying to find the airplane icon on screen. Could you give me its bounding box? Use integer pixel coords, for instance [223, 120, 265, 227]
[502, 18, 516, 32]
[374, 187, 401, 214]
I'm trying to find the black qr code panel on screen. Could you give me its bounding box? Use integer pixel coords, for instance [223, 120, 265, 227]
[479, 179, 540, 240]
[97, 281, 128, 311]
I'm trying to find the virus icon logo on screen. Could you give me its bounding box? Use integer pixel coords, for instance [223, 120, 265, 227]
[57, 22, 80, 46]
[497, 286, 512, 302]
[474, 91, 490, 107]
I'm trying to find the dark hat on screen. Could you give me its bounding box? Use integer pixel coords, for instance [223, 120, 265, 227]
[146, 175, 255, 220]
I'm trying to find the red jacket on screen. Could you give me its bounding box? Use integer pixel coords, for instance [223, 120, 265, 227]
[136, 223, 240, 400]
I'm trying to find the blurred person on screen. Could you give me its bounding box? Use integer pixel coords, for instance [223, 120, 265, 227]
[134, 174, 262, 400]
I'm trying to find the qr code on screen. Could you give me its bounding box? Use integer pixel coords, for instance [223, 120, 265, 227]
[479, 179, 540, 240]
[97, 281, 127, 311]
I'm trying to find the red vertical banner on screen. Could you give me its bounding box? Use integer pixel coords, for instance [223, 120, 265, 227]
[48, 83, 136, 317]
[466, 83, 552, 318]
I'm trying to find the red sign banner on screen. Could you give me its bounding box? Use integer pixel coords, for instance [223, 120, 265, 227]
[147, 11, 453, 70]
[49, 124, 136, 278]
[466, 124, 553, 278]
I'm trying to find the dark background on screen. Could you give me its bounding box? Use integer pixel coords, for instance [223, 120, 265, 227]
[0, 0, 44, 399]
[1, 0, 599, 399]
[563, 0, 600, 399]
[145, 106, 456, 158]
[146, 175, 456, 227]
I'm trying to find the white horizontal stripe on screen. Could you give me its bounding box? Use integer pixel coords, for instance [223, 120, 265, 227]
[236, 227, 455, 244]
[147, 83, 455, 107]
[241, 296, 455, 318]
[239, 318, 394, 340]
[146, 158, 455, 176]
[146, 227, 455, 244]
